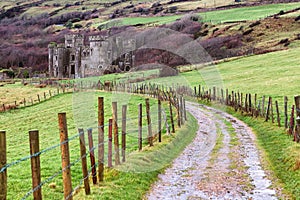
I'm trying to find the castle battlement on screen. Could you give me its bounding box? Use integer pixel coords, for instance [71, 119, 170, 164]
[89, 35, 106, 42]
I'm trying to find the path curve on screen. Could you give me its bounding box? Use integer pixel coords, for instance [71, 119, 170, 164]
[146, 102, 278, 200]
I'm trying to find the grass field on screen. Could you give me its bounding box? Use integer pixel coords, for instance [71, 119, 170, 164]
[0, 90, 181, 199]
[96, 2, 300, 28]
[0, 82, 51, 105]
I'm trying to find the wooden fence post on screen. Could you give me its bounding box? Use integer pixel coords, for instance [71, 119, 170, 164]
[58, 113, 73, 200]
[284, 96, 288, 129]
[108, 119, 113, 167]
[158, 99, 162, 143]
[180, 96, 184, 125]
[169, 97, 175, 133]
[29, 130, 42, 200]
[98, 97, 104, 181]
[138, 104, 143, 151]
[265, 97, 271, 122]
[262, 96, 265, 117]
[289, 105, 295, 136]
[112, 102, 120, 165]
[87, 129, 97, 184]
[78, 129, 90, 195]
[37, 94, 40, 103]
[183, 99, 187, 121]
[145, 98, 153, 146]
[122, 105, 127, 162]
[275, 100, 281, 127]
[0, 131, 7, 200]
[294, 96, 300, 142]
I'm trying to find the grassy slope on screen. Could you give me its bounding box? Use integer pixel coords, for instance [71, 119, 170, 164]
[96, 2, 300, 28]
[0, 91, 174, 199]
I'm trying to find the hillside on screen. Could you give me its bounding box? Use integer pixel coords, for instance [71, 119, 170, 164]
[0, 0, 299, 74]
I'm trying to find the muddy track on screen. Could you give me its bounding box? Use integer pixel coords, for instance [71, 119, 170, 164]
[146, 102, 278, 200]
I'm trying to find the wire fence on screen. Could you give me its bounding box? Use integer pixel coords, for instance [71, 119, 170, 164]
[0, 85, 185, 199]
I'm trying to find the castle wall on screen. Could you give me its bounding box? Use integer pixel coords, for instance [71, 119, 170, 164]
[48, 34, 136, 78]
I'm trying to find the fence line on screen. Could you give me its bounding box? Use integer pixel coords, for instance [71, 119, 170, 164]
[0, 86, 184, 199]
[4, 77, 298, 199]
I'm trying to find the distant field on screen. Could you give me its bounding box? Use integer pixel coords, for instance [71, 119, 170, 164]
[97, 2, 300, 28]
[0, 82, 50, 105]
[200, 2, 300, 23]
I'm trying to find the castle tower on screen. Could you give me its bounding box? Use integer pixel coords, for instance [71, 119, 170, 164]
[48, 43, 56, 77]
[65, 34, 84, 48]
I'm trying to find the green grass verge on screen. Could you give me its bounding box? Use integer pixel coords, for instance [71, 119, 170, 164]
[74, 113, 198, 199]
[228, 108, 300, 199]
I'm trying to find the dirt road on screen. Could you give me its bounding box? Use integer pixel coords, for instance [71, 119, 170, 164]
[146, 102, 278, 199]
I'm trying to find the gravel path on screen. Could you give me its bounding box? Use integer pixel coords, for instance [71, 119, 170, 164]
[146, 102, 278, 200]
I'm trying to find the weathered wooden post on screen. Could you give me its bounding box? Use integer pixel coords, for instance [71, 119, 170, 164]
[289, 105, 295, 136]
[265, 97, 271, 122]
[294, 96, 300, 142]
[108, 119, 113, 167]
[58, 113, 73, 200]
[158, 99, 162, 143]
[78, 129, 90, 195]
[112, 102, 120, 165]
[145, 98, 153, 146]
[98, 97, 104, 181]
[29, 130, 42, 200]
[169, 97, 175, 133]
[284, 96, 288, 129]
[0, 130, 7, 200]
[122, 105, 127, 162]
[87, 129, 97, 184]
[138, 104, 143, 151]
[275, 100, 281, 127]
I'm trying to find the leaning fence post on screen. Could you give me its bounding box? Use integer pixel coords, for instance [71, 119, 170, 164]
[29, 130, 42, 200]
[138, 104, 143, 151]
[87, 129, 97, 184]
[98, 97, 104, 181]
[112, 102, 120, 165]
[122, 105, 127, 162]
[146, 98, 153, 146]
[58, 113, 73, 200]
[158, 99, 162, 143]
[0, 130, 7, 200]
[78, 129, 90, 195]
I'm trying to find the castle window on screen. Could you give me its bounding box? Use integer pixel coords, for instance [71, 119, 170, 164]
[55, 56, 58, 61]
[91, 49, 93, 56]
[71, 55, 75, 61]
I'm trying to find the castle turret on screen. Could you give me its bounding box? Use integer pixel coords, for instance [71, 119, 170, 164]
[48, 43, 56, 77]
[65, 34, 84, 48]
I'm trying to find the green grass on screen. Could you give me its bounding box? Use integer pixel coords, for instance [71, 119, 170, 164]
[0, 81, 54, 105]
[0, 91, 177, 199]
[226, 107, 300, 198]
[74, 113, 198, 199]
[200, 2, 300, 23]
[96, 2, 300, 28]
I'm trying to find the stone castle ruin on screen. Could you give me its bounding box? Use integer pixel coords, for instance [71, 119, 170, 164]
[48, 34, 136, 78]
